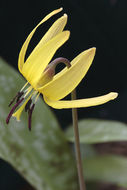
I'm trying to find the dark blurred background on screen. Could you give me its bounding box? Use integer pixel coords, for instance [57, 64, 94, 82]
[0, 0, 127, 189]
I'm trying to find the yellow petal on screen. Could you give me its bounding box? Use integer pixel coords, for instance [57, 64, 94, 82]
[18, 8, 63, 72]
[44, 92, 118, 109]
[12, 94, 33, 121]
[39, 48, 96, 100]
[22, 31, 70, 87]
[31, 14, 68, 55]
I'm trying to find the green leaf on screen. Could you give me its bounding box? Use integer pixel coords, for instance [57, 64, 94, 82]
[66, 119, 127, 144]
[0, 58, 78, 190]
[80, 144, 97, 158]
[83, 155, 127, 187]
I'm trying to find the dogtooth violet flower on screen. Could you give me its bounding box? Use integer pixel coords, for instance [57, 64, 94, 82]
[6, 8, 118, 130]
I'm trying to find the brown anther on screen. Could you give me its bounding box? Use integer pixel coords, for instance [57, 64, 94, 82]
[25, 99, 32, 112]
[16, 91, 24, 102]
[8, 91, 24, 107]
[28, 104, 35, 131]
[6, 97, 24, 124]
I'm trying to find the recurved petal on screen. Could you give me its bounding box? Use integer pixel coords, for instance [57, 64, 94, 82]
[18, 8, 63, 72]
[22, 31, 70, 87]
[31, 14, 68, 55]
[38, 48, 96, 101]
[44, 92, 118, 109]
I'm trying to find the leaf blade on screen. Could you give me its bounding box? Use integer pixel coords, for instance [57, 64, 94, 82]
[66, 119, 127, 144]
[83, 155, 127, 187]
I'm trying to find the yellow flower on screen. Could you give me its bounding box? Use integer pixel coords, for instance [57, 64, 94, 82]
[6, 8, 118, 130]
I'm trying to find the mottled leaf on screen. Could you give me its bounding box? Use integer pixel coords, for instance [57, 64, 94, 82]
[84, 155, 127, 187]
[0, 58, 78, 190]
[66, 119, 127, 144]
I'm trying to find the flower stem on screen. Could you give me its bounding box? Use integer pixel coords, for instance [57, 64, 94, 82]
[47, 57, 86, 189]
[71, 89, 86, 190]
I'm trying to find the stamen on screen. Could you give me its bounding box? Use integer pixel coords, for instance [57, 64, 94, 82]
[6, 98, 24, 124]
[8, 91, 24, 107]
[34, 93, 40, 103]
[8, 93, 19, 107]
[28, 104, 35, 131]
[12, 93, 34, 121]
[25, 99, 32, 112]
[32, 91, 38, 99]
[20, 82, 29, 92]
[16, 91, 24, 103]
[24, 86, 33, 98]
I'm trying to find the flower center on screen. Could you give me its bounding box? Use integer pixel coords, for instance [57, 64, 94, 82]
[6, 57, 71, 130]
[6, 82, 38, 130]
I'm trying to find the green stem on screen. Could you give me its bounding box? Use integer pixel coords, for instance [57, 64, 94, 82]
[71, 89, 86, 190]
